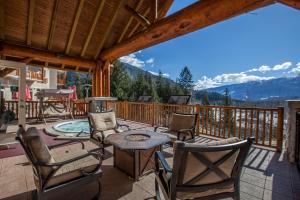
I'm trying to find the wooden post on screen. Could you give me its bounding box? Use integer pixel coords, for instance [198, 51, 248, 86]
[196, 104, 200, 135]
[18, 66, 27, 128]
[276, 107, 284, 152]
[151, 102, 155, 126]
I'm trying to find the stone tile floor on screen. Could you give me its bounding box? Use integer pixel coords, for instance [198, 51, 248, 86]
[0, 119, 299, 200]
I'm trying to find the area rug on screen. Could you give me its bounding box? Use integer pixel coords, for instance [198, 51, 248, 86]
[0, 129, 77, 159]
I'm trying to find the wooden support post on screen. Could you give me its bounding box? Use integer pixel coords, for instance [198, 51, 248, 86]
[276, 107, 284, 152]
[196, 104, 200, 135]
[18, 66, 27, 128]
[150, 0, 158, 23]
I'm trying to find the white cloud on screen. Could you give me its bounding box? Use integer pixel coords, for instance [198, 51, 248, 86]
[257, 65, 271, 73]
[119, 52, 145, 68]
[195, 72, 274, 90]
[288, 62, 300, 74]
[148, 71, 169, 77]
[146, 58, 154, 64]
[272, 62, 292, 71]
[246, 62, 292, 73]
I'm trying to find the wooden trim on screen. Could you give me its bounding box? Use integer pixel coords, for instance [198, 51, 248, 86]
[117, 0, 144, 43]
[0, 43, 96, 69]
[65, 0, 85, 54]
[81, 0, 106, 57]
[150, 0, 158, 22]
[27, 0, 35, 46]
[48, 0, 60, 50]
[93, 0, 125, 59]
[127, 8, 150, 38]
[100, 0, 275, 61]
[278, 0, 300, 10]
[124, 5, 151, 28]
[0, 0, 5, 40]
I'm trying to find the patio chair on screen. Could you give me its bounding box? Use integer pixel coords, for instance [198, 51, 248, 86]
[15, 125, 103, 200]
[154, 112, 197, 143]
[88, 110, 130, 153]
[155, 137, 254, 200]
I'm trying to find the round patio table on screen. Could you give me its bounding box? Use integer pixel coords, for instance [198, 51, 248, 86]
[106, 130, 170, 181]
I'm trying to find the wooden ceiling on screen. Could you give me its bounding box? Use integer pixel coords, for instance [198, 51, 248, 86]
[0, 0, 299, 73]
[0, 0, 173, 72]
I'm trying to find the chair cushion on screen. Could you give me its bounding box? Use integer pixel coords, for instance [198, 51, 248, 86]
[24, 128, 55, 178]
[169, 113, 196, 132]
[177, 184, 234, 199]
[46, 149, 99, 187]
[181, 137, 241, 186]
[89, 111, 117, 131]
[92, 129, 117, 144]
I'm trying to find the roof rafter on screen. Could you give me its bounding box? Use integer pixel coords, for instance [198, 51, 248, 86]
[150, 0, 158, 23]
[124, 5, 151, 28]
[27, 0, 35, 46]
[100, 0, 276, 61]
[65, 0, 85, 54]
[94, 0, 125, 59]
[0, 0, 4, 40]
[127, 8, 150, 38]
[81, 0, 106, 57]
[48, 0, 60, 50]
[117, 0, 144, 43]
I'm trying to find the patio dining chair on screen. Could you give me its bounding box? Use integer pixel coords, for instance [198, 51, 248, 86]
[88, 110, 130, 154]
[154, 112, 197, 143]
[16, 125, 103, 200]
[155, 137, 253, 200]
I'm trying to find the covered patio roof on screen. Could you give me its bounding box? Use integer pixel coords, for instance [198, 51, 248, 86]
[0, 0, 299, 96]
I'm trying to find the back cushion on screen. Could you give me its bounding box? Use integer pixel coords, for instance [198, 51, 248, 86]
[25, 128, 54, 178]
[180, 138, 241, 185]
[169, 113, 196, 132]
[89, 111, 117, 131]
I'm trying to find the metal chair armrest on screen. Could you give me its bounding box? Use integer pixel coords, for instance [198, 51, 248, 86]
[49, 139, 86, 149]
[155, 151, 172, 173]
[153, 126, 164, 132]
[117, 123, 131, 131]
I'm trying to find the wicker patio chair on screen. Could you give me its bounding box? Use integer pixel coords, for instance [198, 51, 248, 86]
[88, 110, 130, 154]
[155, 137, 254, 200]
[154, 112, 198, 143]
[15, 125, 103, 200]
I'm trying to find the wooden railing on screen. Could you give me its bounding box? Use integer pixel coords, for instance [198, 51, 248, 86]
[113, 101, 284, 151]
[4, 100, 284, 151]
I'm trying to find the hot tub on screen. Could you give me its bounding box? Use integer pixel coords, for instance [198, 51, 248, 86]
[45, 120, 90, 137]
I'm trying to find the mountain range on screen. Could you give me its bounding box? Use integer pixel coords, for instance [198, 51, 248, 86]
[204, 76, 300, 101]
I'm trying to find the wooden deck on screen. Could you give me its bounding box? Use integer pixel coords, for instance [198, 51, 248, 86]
[0, 119, 299, 200]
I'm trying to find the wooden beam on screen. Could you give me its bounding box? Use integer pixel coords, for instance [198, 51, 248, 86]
[117, 0, 144, 43]
[27, 0, 35, 46]
[0, 42, 96, 69]
[0, 57, 33, 77]
[81, 0, 106, 57]
[278, 0, 300, 10]
[150, 0, 158, 22]
[48, 0, 60, 50]
[0, 0, 5, 40]
[65, 0, 85, 54]
[100, 0, 275, 61]
[158, 0, 174, 19]
[93, 0, 125, 59]
[124, 5, 151, 28]
[127, 8, 150, 38]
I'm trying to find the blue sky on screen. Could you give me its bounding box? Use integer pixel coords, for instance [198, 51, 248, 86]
[119, 1, 300, 90]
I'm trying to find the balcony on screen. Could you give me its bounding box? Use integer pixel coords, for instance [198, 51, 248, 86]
[0, 101, 299, 200]
[10, 69, 48, 83]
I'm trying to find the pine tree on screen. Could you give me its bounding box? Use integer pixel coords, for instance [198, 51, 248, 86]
[110, 60, 131, 100]
[177, 66, 194, 94]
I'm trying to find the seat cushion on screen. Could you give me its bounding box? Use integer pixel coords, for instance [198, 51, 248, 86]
[92, 129, 117, 144]
[47, 149, 100, 187]
[205, 137, 241, 146]
[89, 111, 117, 131]
[177, 184, 234, 199]
[169, 113, 196, 132]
